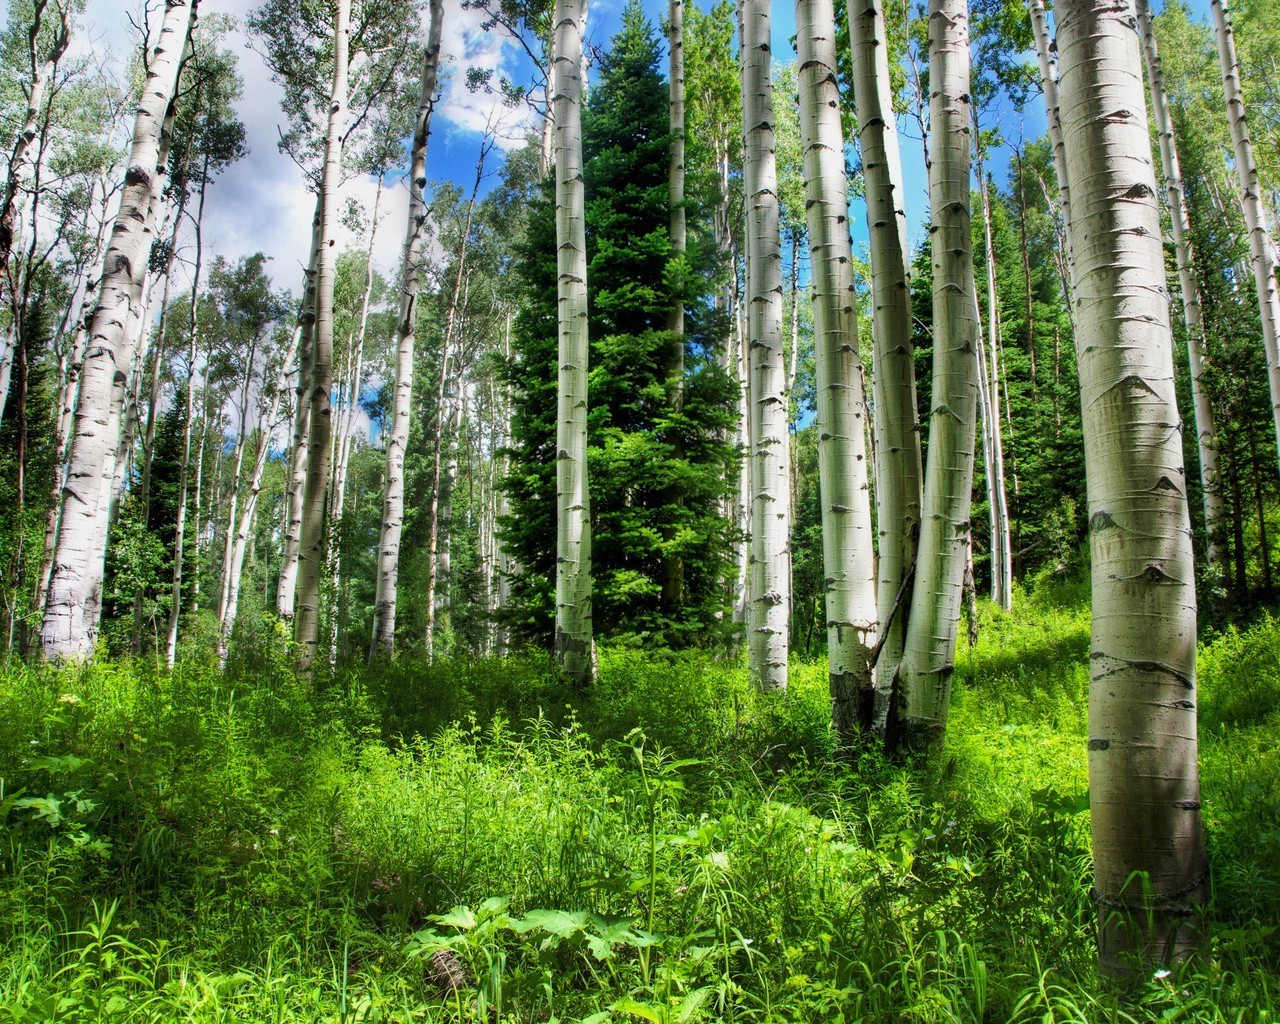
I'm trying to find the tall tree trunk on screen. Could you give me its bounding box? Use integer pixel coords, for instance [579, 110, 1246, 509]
[294, 0, 349, 673]
[1027, 0, 1075, 299]
[1210, 0, 1280, 472]
[552, 0, 594, 685]
[663, 0, 687, 608]
[40, 0, 195, 661]
[849, 0, 922, 726]
[894, 0, 980, 750]
[796, 0, 878, 743]
[973, 138, 1012, 609]
[1136, 0, 1226, 573]
[740, 0, 789, 691]
[1057, 0, 1207, 976]
[368, 0, 443, 660]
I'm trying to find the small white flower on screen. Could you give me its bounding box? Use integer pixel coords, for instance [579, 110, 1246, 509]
[1154, 968, 1172, 981]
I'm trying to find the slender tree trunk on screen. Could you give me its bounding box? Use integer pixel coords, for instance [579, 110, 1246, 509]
[894, 0, 980, 750]
[1028, 0, 1075, 299]
[369, 4, 442, 659]
[740, 0, 789, 691]
[973, 138, 1012, 609]
[796, 0, 878, 742]
[40, 0, 195, 660]
[552, 0, 594, 685]
[1136, 0, 1226, 572]
[1058, 0, 1207, 976]
[294, 0, 349, 672]
[663, 0, 687, 607]
[849, 0, 923, 727]
[1211, 0, 1280, 472]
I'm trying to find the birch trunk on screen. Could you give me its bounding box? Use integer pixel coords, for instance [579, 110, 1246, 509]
[1136, 0, 1226, 572]
[1057, 0, 1207, 975]
[553, 0, 594, 685]
[895, 0, 980, 749]
[293, 0, 349, 672]
[368, 4, 442, 657]
[1028, 0, 1075, 297]
[1210, 0, 1280, 473]
[973, 136, 1012, 609]
[367, 0, 441, 662]
[740, 0, 789, 691]
[850, 0, 923, 719]
[40, 0, 194, 660]
[796, 0, 877, 741]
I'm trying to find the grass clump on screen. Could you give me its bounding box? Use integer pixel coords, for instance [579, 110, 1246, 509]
[0, 587, 1278, 1021]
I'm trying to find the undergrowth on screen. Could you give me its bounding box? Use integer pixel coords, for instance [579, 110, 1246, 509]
[0, 585, 1278, 1021]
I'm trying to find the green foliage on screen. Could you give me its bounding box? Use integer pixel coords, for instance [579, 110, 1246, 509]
[2, 584, 1279, 1020]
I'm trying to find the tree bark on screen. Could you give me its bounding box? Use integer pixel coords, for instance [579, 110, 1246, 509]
[1057, 0, 1207, 977]
[552, 0, 594, 685]
[40, 0, 196, 661]
[740, 0, 789, 691]
[293, 0, 350, 673]
[1210, 0, 1280, 474]
[894, 0, 980, 750]
[796, 0, 878, 743]
[663, 0, 687, 607]
[1027, 0, 1075, 299]
[849, 0, 923, 727]
[1136, 0, 1226, 573]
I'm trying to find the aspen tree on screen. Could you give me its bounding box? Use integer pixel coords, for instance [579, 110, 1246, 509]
[369, 0, 442, 659]
[552, 0, 594, 685]
[849, 0, 922, 721]
[1027, 0, 1075, 296]
[1136, 0, 1226, 571]
[40, 0, 196, 660]
[796, 0, 877, 740]
[293, 0, 350, 672]
[1211, 0, 1280, 471]
[895, 0, 980, 748]
[663, 0, 687, 607]
[1057, 0, 1207, 976]
[740, 0, 789, 691]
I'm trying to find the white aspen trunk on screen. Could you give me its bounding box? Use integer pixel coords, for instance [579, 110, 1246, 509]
[215, 338, 259, 630]
[370, 3, 443, 659]
[1136, 0, 1226, 572]
[553, 0, 594, 685]
[663, 0, 687, 608]
[895, 0, 980, 749]
[0, 0, 70, 293]
[734, 254, 751, 625]
[1057, 0, 1207, 976]
[1028, 0, 1076, 298]
[849, 0, 923, 722]
[1211, 0, 1280, 472]
[276, 199, 321, 619]
[973, 134, 1013, 609]
[40, 0, 194, 661]
[165, 171, 208, 669]
[740, 0, 789, 691]
[220, 328, 299, 666]
[294, 0, 349, 672]
[796, 0, 878, 742]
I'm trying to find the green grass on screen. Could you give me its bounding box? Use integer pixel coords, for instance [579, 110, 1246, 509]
[0, 585, 1278, 1021]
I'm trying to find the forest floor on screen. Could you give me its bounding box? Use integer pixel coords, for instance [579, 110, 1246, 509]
[2, 580, 1279, 1022]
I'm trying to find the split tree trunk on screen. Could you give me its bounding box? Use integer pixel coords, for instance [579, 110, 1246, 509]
[1057, 0, 1207, 977]
[796, 0, 877, 742]
[849, 0, 923, 725]
[40, 0, 196, 661]
[552, 0, 594, 685]
[1136, 0, 1226, 572]
[294, 0, 350, 673]
[740, 0, 789, 691]
[895, 0, 980, 750]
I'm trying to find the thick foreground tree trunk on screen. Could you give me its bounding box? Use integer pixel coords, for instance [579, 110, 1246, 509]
[40, 0, 196, 661]
[1057, 0, 1207, 978]
[740, 0, 789, 691]
[895, 0, 980, 750]
[796, 0, 877, 741]
[552, 0, 594, 685]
